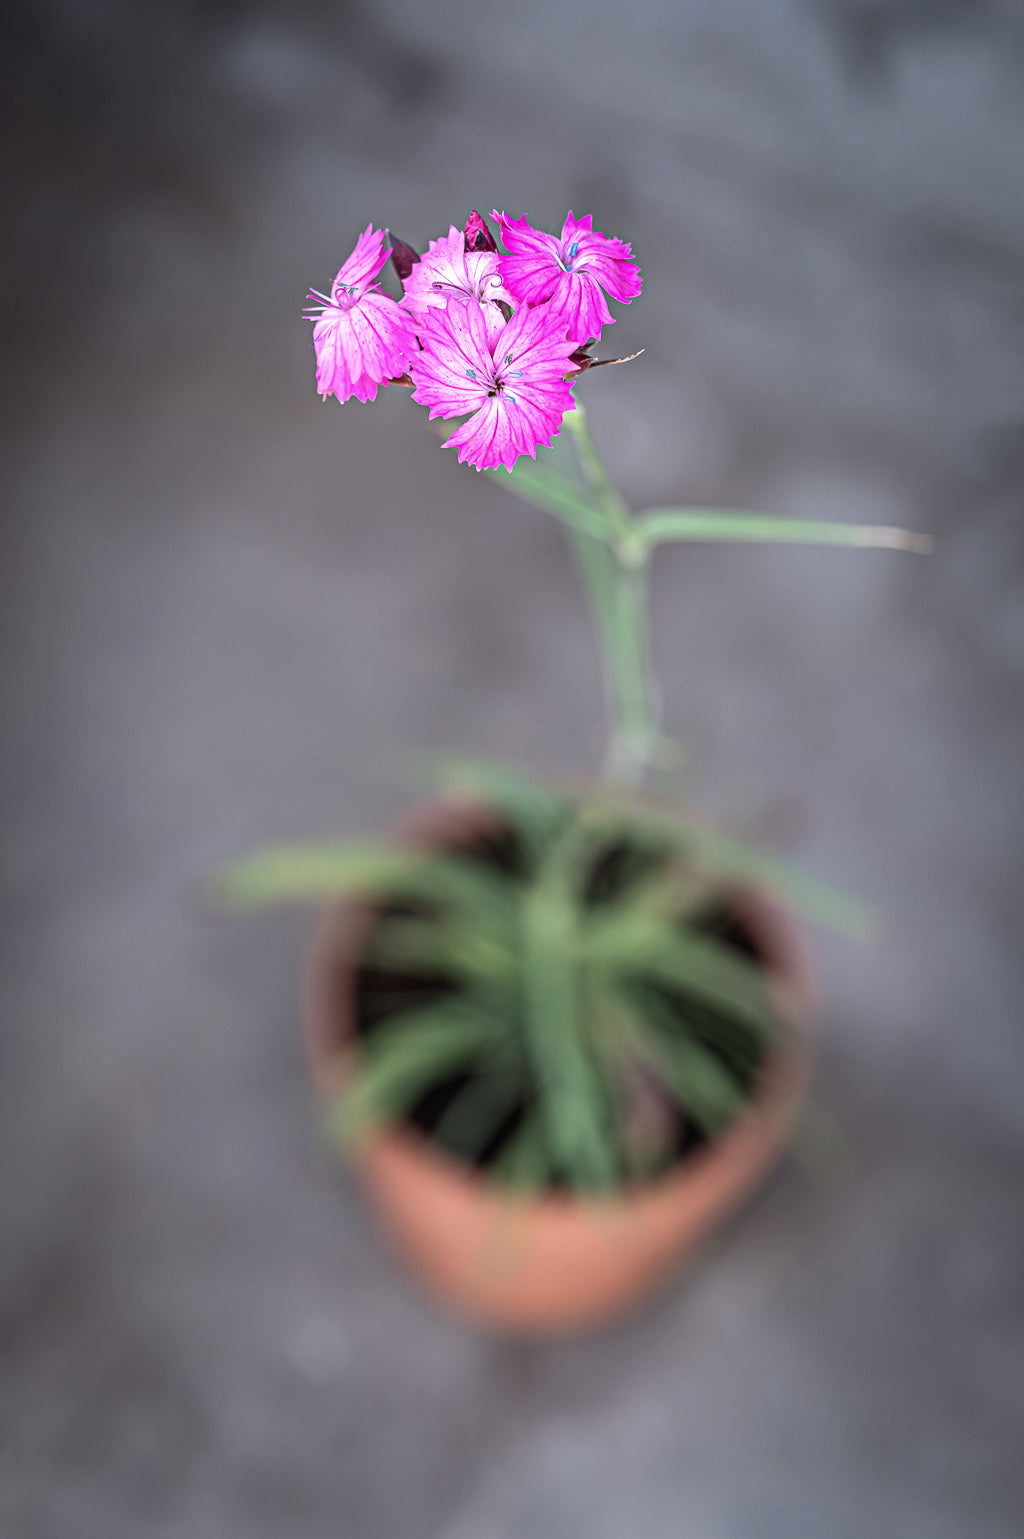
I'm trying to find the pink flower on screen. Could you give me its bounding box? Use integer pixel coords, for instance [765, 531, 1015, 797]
[400, 225, 513, 347]
[305, 224, 418, 404]
[494, 210, 642, 345]
[409, 299, 577, 472]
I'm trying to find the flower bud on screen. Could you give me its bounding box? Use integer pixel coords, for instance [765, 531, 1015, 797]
[464, 210, 497, 252]
[387, 233, 420, 282]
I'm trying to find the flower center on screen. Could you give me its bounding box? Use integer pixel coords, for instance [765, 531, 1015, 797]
[561, 239, 581, 272]
[480, 352, 526, 401]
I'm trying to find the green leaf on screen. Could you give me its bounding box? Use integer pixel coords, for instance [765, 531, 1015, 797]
[362, 913, 517, 981]
[585, 853, 712, 924]
[328, 1000, 501, 1141]
[217, 841, 514, 928]
[519, 846, 617, 1192]
[584, 910, 777, 1039]
[489, 1107, 551, 1191]
[429, 1043, 527, 1163]
[627, 978, 765, 1085]
[570, 794, 875, 938]
[686, 830, 876, 939]
[617, 987, 749, 1135]
[637, 509, 932, 554]
[640, 1026, 747, 1135]
[432, 756, 568, 866]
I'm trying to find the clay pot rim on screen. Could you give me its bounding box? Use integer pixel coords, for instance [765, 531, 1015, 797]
[302, 793, 817, 1216]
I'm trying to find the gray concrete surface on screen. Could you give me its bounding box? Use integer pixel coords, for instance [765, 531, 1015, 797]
[1, 2, 1023, 1536]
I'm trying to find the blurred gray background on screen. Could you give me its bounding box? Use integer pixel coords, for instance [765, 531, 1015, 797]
[2, 2, 1023, 1536]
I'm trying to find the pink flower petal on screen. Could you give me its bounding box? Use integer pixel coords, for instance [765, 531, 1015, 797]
[410, 296, 577, 471]
[307, 228, 417, 404]
[443, 397, 512, 469]
[335, 223, 392, 292]
[551, 272, 613, 348]
[409, 303, 493, 419]
[494, 209, 642, 345]
[308, 296, 413, 403]
[400, 226, 512, 340]
[493, 211, 562, 262]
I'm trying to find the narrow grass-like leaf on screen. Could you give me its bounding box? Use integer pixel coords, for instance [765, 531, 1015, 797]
[686, 831, 876, 939]
[622, 989, 749, 1135]
[677, 995, 764, 1079]
[328, 1000, 501, 1142]
[584, 910, 777, 1039]
[640, 1026, 747, 1135]
[489, 1107, 551, 1191]
[638, 509, 932, 554]
[572, 793, 875, 938]
[362, 913, 517, 981]
[520, 853, 617, 1192]
[432, 756, 568, 866]
[430, 1043, 527, 1163]
[218, 842, 515, 929]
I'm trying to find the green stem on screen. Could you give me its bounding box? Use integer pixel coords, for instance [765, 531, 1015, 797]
[563, 404, 631, 535]
[563, 405, 661, 783]
[497, 404, 927, 787]
[605, 554, 660, 782]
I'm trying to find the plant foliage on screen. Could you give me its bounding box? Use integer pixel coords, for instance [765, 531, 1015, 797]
[221, 763, 852, 1194]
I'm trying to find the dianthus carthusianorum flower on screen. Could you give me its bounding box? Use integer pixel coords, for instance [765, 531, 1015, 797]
[494, 210, 642, 346]
[303, 209, 643, 472]
[410, 299, 577, 472]
[306, 224, 418, 404]
[400, 225, 513, 346]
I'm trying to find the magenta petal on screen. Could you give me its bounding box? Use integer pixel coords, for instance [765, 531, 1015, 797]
[495, 209, 642, 346]
[560, 210, 593, 243]
[349, 370, 382, 405]
[335, 223, 391, 292]
[420, 297, 493, 377]
[443, 398, 511, 470]
[409, 304, 493, 419]
[310, 288, 416, 404]
[494, 210, 562, 262]
[551, 273, 614, 346]
[413, 297, 577, 471]
[401, 226, 511, 321]
[579, 247, 643, 303]
[496, 253, 561, 307]
[307, 222, 422, 403]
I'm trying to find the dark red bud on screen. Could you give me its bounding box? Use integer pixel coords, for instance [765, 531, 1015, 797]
[387, 233, 420, 282]
[464, 210, 497, 252]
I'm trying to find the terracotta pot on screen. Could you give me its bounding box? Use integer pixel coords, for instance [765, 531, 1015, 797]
[303, 797, 817, 1336]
